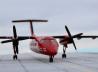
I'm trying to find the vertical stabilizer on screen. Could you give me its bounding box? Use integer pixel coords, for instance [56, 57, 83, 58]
[12, 19, 48, 36]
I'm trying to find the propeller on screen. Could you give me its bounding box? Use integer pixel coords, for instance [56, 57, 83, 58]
[1, 25, 19, 54]
[65, 25, 77, 50]
[13, 25, 19, 54]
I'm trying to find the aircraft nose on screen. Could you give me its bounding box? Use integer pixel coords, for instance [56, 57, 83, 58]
[47, 47, 58, 55]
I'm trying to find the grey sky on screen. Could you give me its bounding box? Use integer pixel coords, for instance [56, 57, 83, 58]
[0, 0, 98, 54]
[0, 0, 98, 32]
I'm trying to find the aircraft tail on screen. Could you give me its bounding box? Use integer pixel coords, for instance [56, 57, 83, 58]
[12, 19, 48, 36]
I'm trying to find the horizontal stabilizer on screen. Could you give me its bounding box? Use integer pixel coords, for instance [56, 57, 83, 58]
[12, 19, 48, 23]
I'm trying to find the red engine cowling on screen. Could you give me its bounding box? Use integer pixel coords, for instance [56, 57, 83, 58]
[59, 36, 73, 47]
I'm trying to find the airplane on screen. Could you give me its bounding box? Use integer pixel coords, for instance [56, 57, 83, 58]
[0, 19, 98, 62]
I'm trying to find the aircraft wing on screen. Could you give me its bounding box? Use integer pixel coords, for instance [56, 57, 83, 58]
[0, 36, 13, 39]
[0, 36, 35, 41]
[18, 36, 35, 40]
[75, 36, 98, 39]
[52, 33, 83, 38]
[52, 35, 98, 39]
[52, 36, 65, 38]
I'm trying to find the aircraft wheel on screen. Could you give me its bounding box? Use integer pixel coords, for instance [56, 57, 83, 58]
[62, 54, 66, 58]
[49, 56, 53, 63]
[13, 55, 18, 60]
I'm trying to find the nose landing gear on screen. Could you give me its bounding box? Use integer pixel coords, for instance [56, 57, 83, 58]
[49, 56, 54, 63]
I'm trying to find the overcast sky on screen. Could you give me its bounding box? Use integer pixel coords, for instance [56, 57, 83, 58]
[0, 0, 98, 55]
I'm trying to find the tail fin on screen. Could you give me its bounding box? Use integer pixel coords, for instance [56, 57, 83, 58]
[12, 19, 48, 36]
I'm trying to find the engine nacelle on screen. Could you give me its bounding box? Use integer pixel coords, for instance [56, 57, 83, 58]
[77, 37, 81, 40]
[59, 37, 72, 47]
[92, 37, 96, 39]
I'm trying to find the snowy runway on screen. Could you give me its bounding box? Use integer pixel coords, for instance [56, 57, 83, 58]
[0, 53, 98, 72]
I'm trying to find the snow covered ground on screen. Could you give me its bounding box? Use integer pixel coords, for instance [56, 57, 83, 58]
[0, 52, 98, 72]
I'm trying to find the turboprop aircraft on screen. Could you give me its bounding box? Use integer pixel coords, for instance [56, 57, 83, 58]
[0, 19, 98, 62]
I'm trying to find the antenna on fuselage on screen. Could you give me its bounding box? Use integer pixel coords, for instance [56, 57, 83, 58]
[12, 19, 48, 36]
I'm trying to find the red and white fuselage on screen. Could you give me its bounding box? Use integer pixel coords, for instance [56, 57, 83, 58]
[30, 36, 59, 56]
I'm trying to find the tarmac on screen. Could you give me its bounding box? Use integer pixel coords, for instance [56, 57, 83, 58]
[0, 52, 98, 72]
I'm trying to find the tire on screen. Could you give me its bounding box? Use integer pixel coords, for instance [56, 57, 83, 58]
[62, 54, 66, 58]
[49, 56, 53, 63]
[13, 55, 18, 60]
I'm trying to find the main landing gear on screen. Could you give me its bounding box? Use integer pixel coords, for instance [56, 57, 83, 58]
[62, 46, 67, 58]
[13, 46, 18, 60]
[49, 56, 54, 63]
[13, 54, 18, 60]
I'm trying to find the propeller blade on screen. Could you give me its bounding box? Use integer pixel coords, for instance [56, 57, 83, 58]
[65, 25, 77, 50]
[72, 40, 77, 50]
[1, 40, 13, 43]
[65, 25, 72, 38]
[13, 25, 17, 38]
